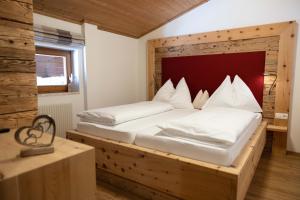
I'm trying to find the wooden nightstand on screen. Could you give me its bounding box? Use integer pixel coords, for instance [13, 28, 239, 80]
[267, 124, 288, 156]
[0, 130, 96, 200]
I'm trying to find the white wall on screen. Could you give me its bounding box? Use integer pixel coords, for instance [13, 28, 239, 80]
[138, 0, 300, 152]
[33, 14, 139, 128]
[84, 23, 139, 109]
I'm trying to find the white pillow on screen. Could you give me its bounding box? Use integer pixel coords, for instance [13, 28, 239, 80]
[193, 90, 203, 108]
[232, 75, 262, 112]
[203, 76, 234, 109]
[197, 90, 209, 109]
[153, 79, 175, 102]
[169, 78, 194, 109]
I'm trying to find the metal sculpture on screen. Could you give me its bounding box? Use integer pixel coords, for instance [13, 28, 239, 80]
[14, 115, 56, 157]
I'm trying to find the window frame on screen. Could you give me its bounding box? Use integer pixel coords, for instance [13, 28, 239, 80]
[35, 46, 73, 94]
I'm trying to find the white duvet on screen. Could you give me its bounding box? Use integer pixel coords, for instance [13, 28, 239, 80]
[77, 101, 173, 126]
[157, 107, 257, 146]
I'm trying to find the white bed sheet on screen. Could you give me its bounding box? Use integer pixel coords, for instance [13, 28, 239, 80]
[77, 109, 197, 144]
[134, 113, 262, 166]
[77, 101, 173, 126]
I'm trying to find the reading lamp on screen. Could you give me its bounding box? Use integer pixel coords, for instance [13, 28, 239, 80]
[263, 72, 277, 95]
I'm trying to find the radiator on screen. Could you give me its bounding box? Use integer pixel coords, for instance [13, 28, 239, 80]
[38, 103, 73, 138]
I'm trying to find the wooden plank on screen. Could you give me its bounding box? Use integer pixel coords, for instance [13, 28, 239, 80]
[0, 17, 32, 30]
[0, 72, 37, 114]
[0, 0, 36, 129]
[95, 152, 300, 200]
[0, 23, 35, 60]
[0, 85, 37, 96]
[33, 0, 207, 38]
[149, 22, 292, 48]
[267, 125, 288, 132]
[0, 0, 33, 25]
[67, 122, 267, 200]
[0, 72, 36, 86]
[147, 41, 156, 99]
[0, 95, 37, 114]
[0, 58, 35, 73]
[67, 131, 236, 200]
[272, 132, 287, 156]
[0, 110, 37, 128]
[97, 169, 179, 200]
[274, 22, 297, 126]
[236, 121, 267, 200]
[0, 177, 19, 200]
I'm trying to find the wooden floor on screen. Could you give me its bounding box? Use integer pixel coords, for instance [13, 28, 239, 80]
[96, 152, 300, 200]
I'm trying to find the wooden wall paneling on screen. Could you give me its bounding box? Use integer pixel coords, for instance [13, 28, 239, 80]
[147, 41, 156, 99]
[0, 0, 33, 25]
[0, 0, 37, 128]
[147, 21, 296, 126]
[148, 22, 291, 48]
[0, 111, 37, 129]
[0, 72, 37, 114]
[0, 24, 35, 60]
[274, 22, 297, 126]
[153, 36, 279, 121]
[33, 0, 208, 38]
[0, 58, 35, 73]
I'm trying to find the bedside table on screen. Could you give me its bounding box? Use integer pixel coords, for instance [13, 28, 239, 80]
[267, 124, 288, 156]
[0, 129, 96, 200]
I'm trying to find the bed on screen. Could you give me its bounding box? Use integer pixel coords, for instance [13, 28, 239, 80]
[68, 102, 266, 200]
[68, 77, 267, 199]
[66, 22, 297, 200]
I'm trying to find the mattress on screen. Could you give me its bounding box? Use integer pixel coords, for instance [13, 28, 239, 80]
[77, 109, 197, 144]
[134, 113, 262, 166]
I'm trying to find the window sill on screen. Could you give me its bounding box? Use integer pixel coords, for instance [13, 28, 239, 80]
[38, 92, 80, 97]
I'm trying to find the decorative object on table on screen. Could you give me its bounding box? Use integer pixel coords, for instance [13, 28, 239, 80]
[14, 115, 56, 157]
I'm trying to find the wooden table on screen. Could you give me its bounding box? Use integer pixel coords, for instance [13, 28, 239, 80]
[266, 124, 288, 156]
[0, 130, 96, 200]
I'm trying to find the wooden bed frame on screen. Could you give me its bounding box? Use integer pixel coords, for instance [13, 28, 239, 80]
[66, 21, 295, 200]
[67, 121, 267, 200]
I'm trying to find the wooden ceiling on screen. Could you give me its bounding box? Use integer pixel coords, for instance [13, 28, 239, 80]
[33, 0, 208, 38]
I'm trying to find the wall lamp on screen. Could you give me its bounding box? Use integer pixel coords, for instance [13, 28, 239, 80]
[263, 72, 277, 95]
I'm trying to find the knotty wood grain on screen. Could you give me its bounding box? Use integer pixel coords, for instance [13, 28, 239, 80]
[33, 0, 208, 38]
[148, 22, 297, 153]
[94, 153, 300, 200]
[0, 0, 37, 128]
[0, 0, 33, 25]
[0, 110, 37, 128]
[67, 121, 267, 200]
[0, 130, 96, 200]
[154, 36, 279, 121]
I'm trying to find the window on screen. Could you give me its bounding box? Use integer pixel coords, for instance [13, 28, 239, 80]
[35, 47, 72, 93]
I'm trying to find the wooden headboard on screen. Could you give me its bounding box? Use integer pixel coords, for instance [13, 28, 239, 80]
[147, 21, 297, 126]
[161, 51, 266, 106]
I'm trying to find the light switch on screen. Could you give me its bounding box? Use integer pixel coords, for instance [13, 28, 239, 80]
[275, 113, 289, 120]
